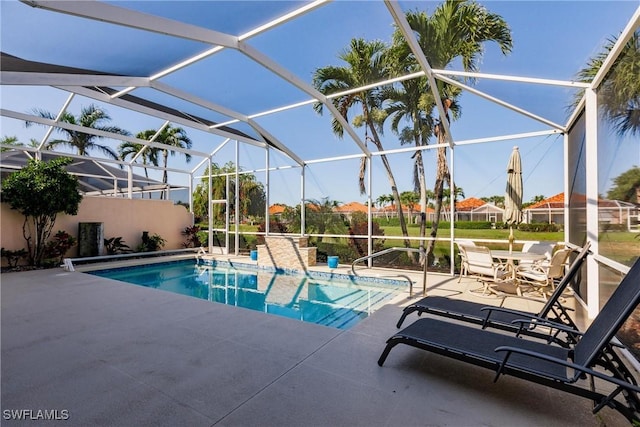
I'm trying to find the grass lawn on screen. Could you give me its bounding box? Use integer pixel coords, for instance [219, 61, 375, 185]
[227, 223, 638, 266]
[378, 225, 563, 248]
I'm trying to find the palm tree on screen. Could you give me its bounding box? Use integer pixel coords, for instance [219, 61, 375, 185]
[400, 190, 419, 223]
[119, 136, 160, 180]
[398, 1, 513, 264]
[376, 193, 394, 221]
[384, 73, 437, 257]
[304, 198, 347, 237]
[1, 136, 22, 152]
[25, 104, 130, 159]
[313, 38, 412, 251]
[150, 124, 192, 197]
[573, 31, 640, 137]
[119, 135, 160, 198]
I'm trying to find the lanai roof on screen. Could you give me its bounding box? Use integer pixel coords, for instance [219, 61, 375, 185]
[1, 1, 638, 206]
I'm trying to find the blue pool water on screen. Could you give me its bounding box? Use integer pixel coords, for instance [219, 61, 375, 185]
[88, 260, 400, 330]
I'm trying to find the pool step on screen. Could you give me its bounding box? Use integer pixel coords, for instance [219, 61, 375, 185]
[310, 290, 394, 329]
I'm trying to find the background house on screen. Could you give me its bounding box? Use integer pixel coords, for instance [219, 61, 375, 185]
[525, 193, 639, 231]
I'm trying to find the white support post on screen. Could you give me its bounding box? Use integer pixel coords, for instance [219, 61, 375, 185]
[367, 156, 373, 267]
[450, 147, 455, 276]
[188, 171, 194, 214]
[585, 88, 600, 319]
[265, 146, 270, 235]
[208, 157, 213, 253]
[235, 140, 240, 256]
[563, 133, 570, 243]
[301, 165, 306, 236]
[225, 174, 230, 253]
[127, 165, 133, 199]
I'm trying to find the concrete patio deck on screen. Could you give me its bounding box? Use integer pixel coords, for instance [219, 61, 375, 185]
[1, 258, 630, 426]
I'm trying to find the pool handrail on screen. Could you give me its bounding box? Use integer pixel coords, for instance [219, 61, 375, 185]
[351, 247, 427, 297]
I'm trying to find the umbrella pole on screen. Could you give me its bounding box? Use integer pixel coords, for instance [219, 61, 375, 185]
[509, 225, 514, 253]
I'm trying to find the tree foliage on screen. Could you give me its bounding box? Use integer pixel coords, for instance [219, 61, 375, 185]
[607, 166, 640, 202]
[574, 31, 640, 137]
[26, 104, 130, 159]
[393, 1, 512, 265]
[192, 162, 266, 224]
[1, 157, 82, 266]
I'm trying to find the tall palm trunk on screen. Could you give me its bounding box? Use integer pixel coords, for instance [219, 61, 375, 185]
[413, 117, 428, 264]
[427, 135, 450, 265]
[365, 113, 412, 253]
[426, 100, 451, 266]
[161, 150, 169, 199]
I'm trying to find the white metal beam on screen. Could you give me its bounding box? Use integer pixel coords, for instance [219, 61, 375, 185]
[22, 1, 239, 48]
[0, 72, 150, 87]
[237, 41, 371, 157]
[432, 69, 590, 88]
[1, 108, 210, 159]
[591, 6, 640, 89]
[436, 74, 566, 131]
[55, 85, 264, 147]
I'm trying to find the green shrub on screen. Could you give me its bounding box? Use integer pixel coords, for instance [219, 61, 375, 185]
[136, 231, 166, 252]
[518, 222, 561, 232]
[600, 223, 629, 232]
[315, 242, 359, 263]
[347, 215, 385, 257]
[43, 230, 77, 264]
[104, 237, 132, 255]
[181, 225, 203, 248]
[1, 248, 27, 268]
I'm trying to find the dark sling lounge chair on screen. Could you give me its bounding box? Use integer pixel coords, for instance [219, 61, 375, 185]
[378, 258, 640, 422]
[395, 242, 591, 346]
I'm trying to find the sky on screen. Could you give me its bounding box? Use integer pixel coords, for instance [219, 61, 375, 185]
[1, 0, 639, 207]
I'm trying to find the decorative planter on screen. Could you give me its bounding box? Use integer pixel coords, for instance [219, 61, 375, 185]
[327, 256, 339, 269]
[250, 250, 258, 261]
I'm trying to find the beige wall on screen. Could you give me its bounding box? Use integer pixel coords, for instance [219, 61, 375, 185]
[1, 196, 193, 264]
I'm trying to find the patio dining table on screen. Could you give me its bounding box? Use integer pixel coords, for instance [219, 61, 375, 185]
[490, 250, 547, 296]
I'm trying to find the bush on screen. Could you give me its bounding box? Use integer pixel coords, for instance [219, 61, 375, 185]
[347, 215, 385, 257]
[136, 231, 166, 252]
[43, 230, 77, 265]
[315, 242, 359, 263]
[517, 222, 561, 232]
[600, 223, 628, 232]
[256, 221, 290, 245]
[181, 225, 203, 248]
[104, 237, 132, 255]
[1, 248, 27, 268]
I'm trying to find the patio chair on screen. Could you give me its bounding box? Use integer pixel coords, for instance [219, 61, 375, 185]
[455, 240, 475, 282]
[516, 247, 572, 299]
[462, 245, 510, 295]
[378, 257, 640, 423]
[395, 242, 591, 346]
[520, 241, 557, 263]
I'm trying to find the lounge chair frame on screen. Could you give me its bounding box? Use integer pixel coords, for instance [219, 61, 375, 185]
[378, 258, 640, 422]
[395, 243, 591, 346]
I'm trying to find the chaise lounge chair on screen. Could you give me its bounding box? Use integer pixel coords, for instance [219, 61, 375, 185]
[378, 257, 640, 423]
[395, 243, 591, 346]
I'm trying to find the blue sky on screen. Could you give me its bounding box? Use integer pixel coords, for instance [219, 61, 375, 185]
[1, 0, 639, 206]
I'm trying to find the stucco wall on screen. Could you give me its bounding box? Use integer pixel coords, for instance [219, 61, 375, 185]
[1, 196, 193, 265]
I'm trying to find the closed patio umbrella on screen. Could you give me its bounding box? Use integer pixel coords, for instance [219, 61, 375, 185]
[504, 146, 523, 253]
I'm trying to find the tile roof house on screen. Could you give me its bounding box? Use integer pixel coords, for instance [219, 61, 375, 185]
[525, 192, 639, 230]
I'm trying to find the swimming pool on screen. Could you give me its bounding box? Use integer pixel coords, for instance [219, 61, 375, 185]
[88, 260, 402, 330]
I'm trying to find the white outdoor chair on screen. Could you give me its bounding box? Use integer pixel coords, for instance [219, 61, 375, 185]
[516, 248, 571, 299]
[455, 240, 476, 282]
[519, 241, 557, 268]
[461, 245, 510, 296]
